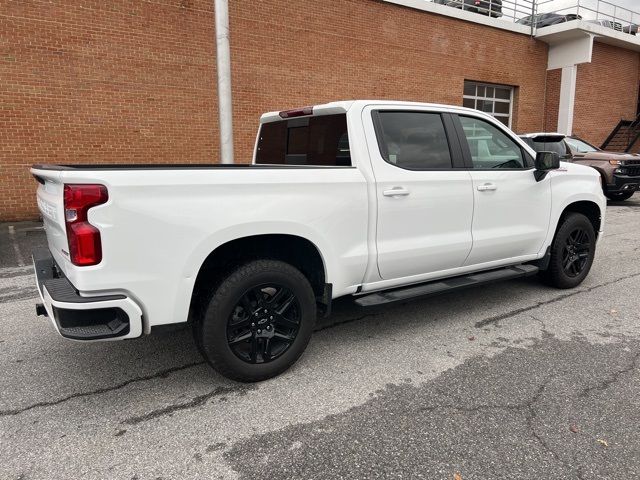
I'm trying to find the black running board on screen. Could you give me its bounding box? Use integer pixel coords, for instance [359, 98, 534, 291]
[354, 264, 539, 307]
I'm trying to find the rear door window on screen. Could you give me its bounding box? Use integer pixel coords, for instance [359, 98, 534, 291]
[373, 111, 453, 170]
[256, 114, 350, 166]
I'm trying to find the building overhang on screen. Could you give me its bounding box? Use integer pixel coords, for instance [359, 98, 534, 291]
[535, 20, 640, 52]
[384, 1, 640, 54]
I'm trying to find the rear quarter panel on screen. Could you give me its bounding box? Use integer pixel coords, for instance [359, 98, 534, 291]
[50, 167, 369, 331]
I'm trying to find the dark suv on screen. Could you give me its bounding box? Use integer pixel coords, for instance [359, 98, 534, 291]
[520, 133, 640, 201]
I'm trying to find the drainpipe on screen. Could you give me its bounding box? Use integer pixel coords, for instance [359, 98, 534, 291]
[214, 0, 234, 164]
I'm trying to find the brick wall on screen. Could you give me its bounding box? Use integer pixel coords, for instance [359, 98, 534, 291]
[573, 42, 640, 147]
[544, 68, 561, 132]
[1, 0, 553, 221]
[0, 0, 219, 221]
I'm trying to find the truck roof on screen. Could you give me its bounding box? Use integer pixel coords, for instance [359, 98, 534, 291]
[259, 100, 501, 124]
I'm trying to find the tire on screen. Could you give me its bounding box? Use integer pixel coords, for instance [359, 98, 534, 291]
[541, 212, 596, 289]
[605, 191, 634, 201]
[194, 259, 317, 382]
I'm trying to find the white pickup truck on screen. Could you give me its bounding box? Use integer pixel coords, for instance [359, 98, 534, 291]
[32, 100, 606, 381]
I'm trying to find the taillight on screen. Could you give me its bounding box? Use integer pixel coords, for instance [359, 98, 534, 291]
[63, 184, 108, 266]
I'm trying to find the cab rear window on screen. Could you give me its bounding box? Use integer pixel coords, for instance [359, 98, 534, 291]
[255, 114, 351, 166]
[522, 137, 568, 157]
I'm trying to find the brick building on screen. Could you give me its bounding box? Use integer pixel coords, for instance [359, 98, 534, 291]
[2, 0, 639, 221]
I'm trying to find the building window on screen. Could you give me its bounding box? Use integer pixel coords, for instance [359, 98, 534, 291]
[463, 81, 513, 128]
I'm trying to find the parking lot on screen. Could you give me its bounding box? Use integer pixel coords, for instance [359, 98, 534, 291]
[1, 198, 639, 479]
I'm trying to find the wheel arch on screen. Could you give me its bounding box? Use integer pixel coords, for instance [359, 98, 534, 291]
[188, 234, 330, 321]
[559, 200, 602, 236]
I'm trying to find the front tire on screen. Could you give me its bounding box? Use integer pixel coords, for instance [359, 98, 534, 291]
[605, 191, 634, 201]
[194, 260, 317, 382]
[541, 212, 596, 289]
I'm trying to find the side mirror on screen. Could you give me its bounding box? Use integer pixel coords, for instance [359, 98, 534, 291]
[534, 151, 560, 181]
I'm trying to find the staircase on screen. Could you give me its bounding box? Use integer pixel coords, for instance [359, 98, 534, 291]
[602, 114, 640, 153]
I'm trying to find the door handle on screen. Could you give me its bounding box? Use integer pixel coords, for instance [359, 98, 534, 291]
[383, 187, 410, 197]
[477, 183, 497, 192]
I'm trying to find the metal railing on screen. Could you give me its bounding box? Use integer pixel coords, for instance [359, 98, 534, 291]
[536, 0, 639, 34]
[431, 0, 640, 35]
[431, 0, 537, 25]
[602, 112, 640, 152]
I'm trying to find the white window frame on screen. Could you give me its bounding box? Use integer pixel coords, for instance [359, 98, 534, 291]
[463, 81, 514, 128]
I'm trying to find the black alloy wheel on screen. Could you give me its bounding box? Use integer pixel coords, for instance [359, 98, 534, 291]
[227, 284, 301, 364]
[561, 228, 591, 278]
[195, 259, 317, 382]
[540, 212, 596, 289]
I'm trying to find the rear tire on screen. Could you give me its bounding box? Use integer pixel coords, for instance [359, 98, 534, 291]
[605, 191, 634, 201]
[194, 259, 316, 382]
[541, 212, 596, 289]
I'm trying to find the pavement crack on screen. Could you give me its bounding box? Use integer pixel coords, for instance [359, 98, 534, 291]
[530, 315, 552, 337]
[475, 271, 640, 328]
[579, 349, 640, 398]
[419, 375, 581, 476]
[524, 376, 564, 463]
[122, 384, 255, 425]
[0, 360, 205, 417]
[524, 375, 589, 479]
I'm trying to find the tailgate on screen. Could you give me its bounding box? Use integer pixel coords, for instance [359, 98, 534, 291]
[31, 168, 69, 267]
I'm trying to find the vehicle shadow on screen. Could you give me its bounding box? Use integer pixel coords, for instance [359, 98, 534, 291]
[6, 274, 551, 414]
[608, 198, 640, 208]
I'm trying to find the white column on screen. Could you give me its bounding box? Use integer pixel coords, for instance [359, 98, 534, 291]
[557, 65, 578, 136]
[215, 0, 234, 164]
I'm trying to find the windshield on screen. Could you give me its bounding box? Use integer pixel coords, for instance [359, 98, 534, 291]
[565, 137, 599, 153]
[528, 139, 568, 157]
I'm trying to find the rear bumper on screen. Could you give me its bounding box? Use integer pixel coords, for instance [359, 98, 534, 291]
[33, 248, 143, 341]
[607, 174, 640, 193]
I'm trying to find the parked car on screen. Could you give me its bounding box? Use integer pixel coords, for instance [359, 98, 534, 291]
[587, 19, 623, 32]
[433, 0, 502, 18]
[516, 13, 581, 28]
[31, 101, 605, 381]
[520, 133, 640, 201]
[588, 19, 637, 35]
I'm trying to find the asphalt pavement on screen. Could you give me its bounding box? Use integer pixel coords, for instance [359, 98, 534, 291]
[1, 198, 640, 479]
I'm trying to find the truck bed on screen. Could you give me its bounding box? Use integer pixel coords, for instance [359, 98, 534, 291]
[30, 161, 369, 331]
[32, 163, 353, 171]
